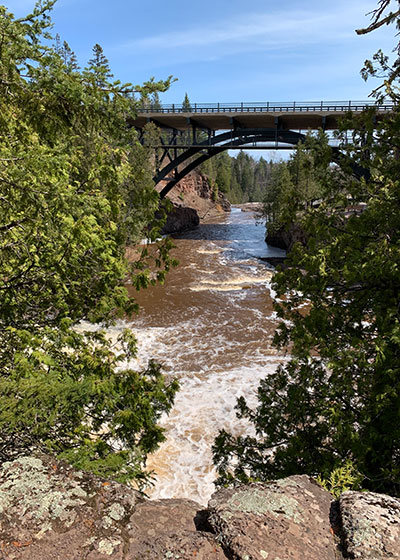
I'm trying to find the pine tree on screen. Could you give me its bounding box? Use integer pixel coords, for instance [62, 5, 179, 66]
[213, 3, 400, 497]
[182, 92, 192, 112]
[54, 34, 79, 72]
[87, 43, 113, 87]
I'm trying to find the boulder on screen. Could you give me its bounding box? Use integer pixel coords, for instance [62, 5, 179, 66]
[161, 204, 200, 234]
[126, 498, 226, 557]
[0, 455, 227, 559]
[2, 455, 399, 560]
[158, 170, 231, 234]
[265, 223, 307, 251]
[208, 475, 339, 560]
[126, 530, 227, 559]
[339, 491, 400, 559]
[0, 455, 143, 559]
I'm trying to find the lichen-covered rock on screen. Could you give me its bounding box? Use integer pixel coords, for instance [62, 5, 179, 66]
[128, 498, 203, 536]
[0, 456, 228, 559]
[0, 455, 143, 559]
[340, 491, 400, 559]
[208, 475, 339, 560]
[128, 499, 225, 560]
[125, 499, 228, 558]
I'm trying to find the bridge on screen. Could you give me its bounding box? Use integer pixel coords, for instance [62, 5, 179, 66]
[128, 101, 394, 197]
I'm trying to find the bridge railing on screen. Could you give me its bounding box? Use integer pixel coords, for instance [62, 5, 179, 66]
[137, 101, 395, 114]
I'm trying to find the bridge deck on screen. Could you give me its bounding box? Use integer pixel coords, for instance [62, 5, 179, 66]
[130, 101, 393, 132]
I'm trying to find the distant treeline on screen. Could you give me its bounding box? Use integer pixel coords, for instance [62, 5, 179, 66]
[199, 151, 277, 204]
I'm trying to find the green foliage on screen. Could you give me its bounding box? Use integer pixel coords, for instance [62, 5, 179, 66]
[182, 92, 192, 112]
[0, 326, 178, 485]
[263, 132, 332, 232]
[0, 1, 178, 484]
[317, 461, 363, 498]
[200, 151, 275, 203]
[214, 7, 400, 497]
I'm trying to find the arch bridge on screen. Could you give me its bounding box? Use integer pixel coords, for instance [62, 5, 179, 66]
[128, 101, 394, 198]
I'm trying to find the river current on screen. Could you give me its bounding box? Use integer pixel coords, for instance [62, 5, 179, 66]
[84, 208, 285, 503]
[125, 207, 286, 504]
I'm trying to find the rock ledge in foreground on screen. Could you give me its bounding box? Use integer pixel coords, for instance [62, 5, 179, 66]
[340, 490, 400, 559]
[208, 475, 339, 560]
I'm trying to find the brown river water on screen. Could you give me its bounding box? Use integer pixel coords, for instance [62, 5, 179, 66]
[89, 207, 286, 504]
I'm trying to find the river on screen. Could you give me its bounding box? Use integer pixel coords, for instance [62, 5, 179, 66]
[128, 207, 285, 504]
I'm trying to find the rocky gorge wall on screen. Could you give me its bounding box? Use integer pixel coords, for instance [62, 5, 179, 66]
[157, 171, 231, 234]
[265, 222, 307, 252]
[1, 455, 399, 560]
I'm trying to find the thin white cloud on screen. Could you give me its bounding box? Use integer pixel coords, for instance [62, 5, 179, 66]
[116, 4, 374, 55]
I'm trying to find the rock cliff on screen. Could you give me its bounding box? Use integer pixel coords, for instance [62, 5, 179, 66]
[158, 171, 230, 234]
[1, 455, 399, 559]
[265, 222, 307, 251]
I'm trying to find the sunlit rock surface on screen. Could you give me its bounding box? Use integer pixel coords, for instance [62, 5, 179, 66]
[208, 476, 339, 560]
[1, 456, 399, 559]
[340, 491, 400, 559]
[0, 455, 226, 559]
[159, 170, 230, 234]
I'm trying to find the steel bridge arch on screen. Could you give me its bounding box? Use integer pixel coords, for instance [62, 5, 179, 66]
[155, 128, 308, 198]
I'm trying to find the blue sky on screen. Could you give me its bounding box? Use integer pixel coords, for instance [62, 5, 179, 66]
[4, 0, 396, 104]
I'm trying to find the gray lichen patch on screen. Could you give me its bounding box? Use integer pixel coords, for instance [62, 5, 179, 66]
[0, 456, 87, 528]
[274, 478, 298, 489]
[349, 518, 376, 549]
[107, 502, 126, 521]
[102, 516, 114, 530]
[101, 502, 127, 530]
[226, 488, 303, 523]
[97, 537, 122, 555]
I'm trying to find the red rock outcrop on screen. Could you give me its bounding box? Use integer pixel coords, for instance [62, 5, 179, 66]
[158, 170, 230, 234]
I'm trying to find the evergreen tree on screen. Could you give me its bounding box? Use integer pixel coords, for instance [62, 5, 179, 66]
[54, 33, 79, 72]
[263, 161, 292, 225]
[0, 1, 178, 485]
[182, 92, 192, 111]
[213, 3, 400, 497]
[151, 91, 162, 111]
[87, 43, 113, 87]
[215, 152, 232, 193]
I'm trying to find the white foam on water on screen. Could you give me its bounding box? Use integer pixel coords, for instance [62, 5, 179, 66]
[145, 359, 281, 505]
[77, 209, 287, 505]
[189, 284, 248, 292]
[196, 249, 224, 255]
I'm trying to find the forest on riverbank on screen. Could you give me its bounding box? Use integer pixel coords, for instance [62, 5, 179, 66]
[213, 3, 400, 497]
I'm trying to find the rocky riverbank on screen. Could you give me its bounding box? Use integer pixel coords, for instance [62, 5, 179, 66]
[265, 222, 307, 251]
[158, 171, 230, 234]
[1, 455, 399, 559]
